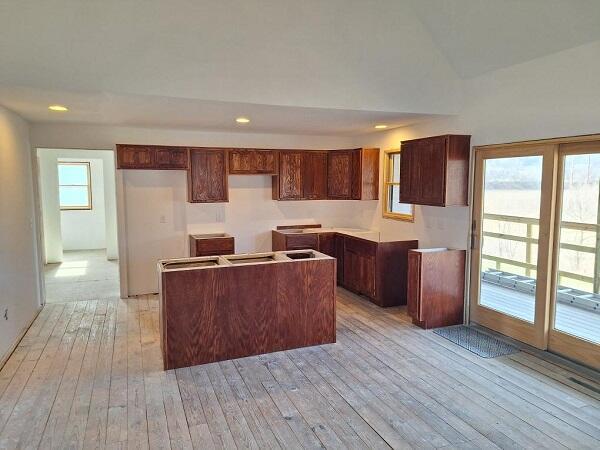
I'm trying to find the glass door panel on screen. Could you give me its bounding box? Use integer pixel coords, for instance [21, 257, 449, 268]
[553, 153, 600, 345]
[478, 156, 544, 322]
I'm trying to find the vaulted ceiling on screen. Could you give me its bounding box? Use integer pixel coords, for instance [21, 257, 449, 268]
[0, 0, 599, 134]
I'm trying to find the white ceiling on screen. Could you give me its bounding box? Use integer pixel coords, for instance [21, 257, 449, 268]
[407, 0, 600, 78]
[0, 86, 443, 136]
[1, 0, 599, 134]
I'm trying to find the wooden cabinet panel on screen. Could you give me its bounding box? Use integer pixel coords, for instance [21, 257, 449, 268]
[407, 251, 421, 320]
[407, 249, 465, 329]
[303, 152, 328, 200]
[189, 234, 235, 257]
[117, 145, 155, 169]
[317, 232, 336, 257]
[188, 148, 228, 203]
[275, 151, 304, 200]
[335, 234, 345, 284]
[285, 233, 318, 250]
[327, 151, 353, 199]
[419, 136, 447, 205]
[399, 134, 470, 206]
[229, 149, 277, 174]
[117, 144, 188, 169]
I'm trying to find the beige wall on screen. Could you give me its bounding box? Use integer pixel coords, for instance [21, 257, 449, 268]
[0, 105, 41, 363]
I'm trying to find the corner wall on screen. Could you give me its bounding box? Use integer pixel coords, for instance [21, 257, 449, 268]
[353, 39, 600, 251]
[0, 106, 40, 365]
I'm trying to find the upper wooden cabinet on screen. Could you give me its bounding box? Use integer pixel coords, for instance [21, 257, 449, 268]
[399, 134, 471, 206]
[187, 148, 228, 203]
[327, 148, 379, 200]
[228, 149, 277, 174]
[116, 144, 188, 170]
[327, 150, 353, 199]
[303, 151, 328, 200]
[274, 148, 379, 201]
[273, 151, 305, 200]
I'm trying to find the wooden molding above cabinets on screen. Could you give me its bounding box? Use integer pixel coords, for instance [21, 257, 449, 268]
[399, 134, 470, 207]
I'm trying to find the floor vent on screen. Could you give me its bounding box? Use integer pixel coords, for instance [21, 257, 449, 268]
[433, 325, 520, 358]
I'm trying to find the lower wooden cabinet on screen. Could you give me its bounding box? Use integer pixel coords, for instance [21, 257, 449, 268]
[407, 248, 466, 329]
[187, 148, 228, 202]
[271, 229, 417, 307]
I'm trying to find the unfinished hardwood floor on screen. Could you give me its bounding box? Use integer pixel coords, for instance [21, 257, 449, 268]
[1, 288, 600, 449]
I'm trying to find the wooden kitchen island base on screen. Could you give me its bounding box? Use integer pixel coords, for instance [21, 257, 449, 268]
[158, 250, 336, 369]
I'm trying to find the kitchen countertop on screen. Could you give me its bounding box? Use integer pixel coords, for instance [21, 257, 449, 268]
[273, 227, 381, 242]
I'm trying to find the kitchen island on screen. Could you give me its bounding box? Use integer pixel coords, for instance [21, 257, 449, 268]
[158, 249, 336, 369]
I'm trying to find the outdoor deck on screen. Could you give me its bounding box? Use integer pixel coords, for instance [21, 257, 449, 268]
[481, 281, 600, 344]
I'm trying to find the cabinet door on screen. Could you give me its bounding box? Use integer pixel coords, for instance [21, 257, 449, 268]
[229, 149, 276, 174]
[303, 152, 328, 199]
[317, 232, 336, 257]
[278, 151, 304, 199]
[117, 145, 154, 169]
[399, 141, 417, 203]
[327, 151, 352, 199]
[155, 147, 188, 169]
[407, 251, 422, 320]
[286, 233, 318, 250]
[419, 136, 447, 206]
[188, 149, 228, 202]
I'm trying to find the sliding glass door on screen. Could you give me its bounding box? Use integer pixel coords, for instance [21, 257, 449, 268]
[470, 145, 556, 348]
[471, 139, 600, 369]
[548, 142, 600, 369]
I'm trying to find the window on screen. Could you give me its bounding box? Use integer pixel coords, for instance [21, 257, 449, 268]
[383, 149, 413, 221]
[58, 162, 92, 210]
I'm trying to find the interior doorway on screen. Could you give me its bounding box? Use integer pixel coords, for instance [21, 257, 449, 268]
[36, 148, 120, 303]
[470, 137, 600, 370]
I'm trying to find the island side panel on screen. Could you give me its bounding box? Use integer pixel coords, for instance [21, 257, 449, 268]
[276, 258, 336, 349]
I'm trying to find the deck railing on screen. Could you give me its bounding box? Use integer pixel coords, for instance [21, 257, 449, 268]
[482, 213, 600, 293]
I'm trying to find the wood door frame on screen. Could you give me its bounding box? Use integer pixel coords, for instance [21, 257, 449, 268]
[470, 143, 558, 349]
[548, 141, 600, 370]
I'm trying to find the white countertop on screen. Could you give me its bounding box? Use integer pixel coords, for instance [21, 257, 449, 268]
[275, 227, 381, 242]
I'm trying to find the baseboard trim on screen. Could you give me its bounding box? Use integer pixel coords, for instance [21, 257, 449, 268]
[0, 305, 43, 371]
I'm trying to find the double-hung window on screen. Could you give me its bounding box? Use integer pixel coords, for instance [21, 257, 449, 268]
[58, 162, 92, 210]
[383, 150, 413, 221]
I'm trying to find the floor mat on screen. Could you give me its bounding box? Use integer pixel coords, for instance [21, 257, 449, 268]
[433, 325, 520, 358]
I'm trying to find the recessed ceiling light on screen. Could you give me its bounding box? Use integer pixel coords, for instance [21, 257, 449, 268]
[236, 117, 250, 124]
[48, 104, 68, 112]
[374, 124, 387, 129]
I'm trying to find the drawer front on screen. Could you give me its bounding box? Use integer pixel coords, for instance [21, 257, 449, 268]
[343, 235, 377, 257]
[285, 233, 318, 250]
[193, 237, 235, 256]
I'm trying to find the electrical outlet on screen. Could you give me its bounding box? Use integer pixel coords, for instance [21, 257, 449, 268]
[3, 308, 7, 320]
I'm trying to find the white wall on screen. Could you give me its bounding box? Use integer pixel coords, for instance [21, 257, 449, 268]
[29, 124, 376, 295]
[0, 106, 41, 364]
[28, 40, 600, 295]
[59, 157, 106, 250]
[37, 149, 118, 261]
[355, 39, 600, 251]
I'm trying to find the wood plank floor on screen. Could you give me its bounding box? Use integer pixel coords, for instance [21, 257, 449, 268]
[1, 288, 600, 449]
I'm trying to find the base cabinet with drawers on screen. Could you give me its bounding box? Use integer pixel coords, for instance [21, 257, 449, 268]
[407, 248, 466, 329]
